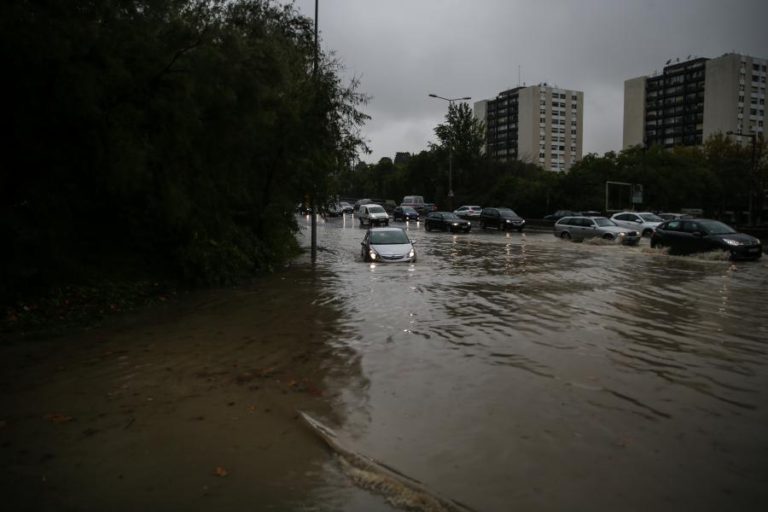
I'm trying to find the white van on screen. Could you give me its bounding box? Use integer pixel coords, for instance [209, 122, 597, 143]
[401, 195, 426, 209]
[355, 204, 390, 227]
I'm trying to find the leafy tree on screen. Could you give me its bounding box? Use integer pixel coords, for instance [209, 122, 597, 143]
[1, 0, 369, 305]
[430, 102, 485, 207]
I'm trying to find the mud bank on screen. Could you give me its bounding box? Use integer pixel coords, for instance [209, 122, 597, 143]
[0, 267, 373, 511]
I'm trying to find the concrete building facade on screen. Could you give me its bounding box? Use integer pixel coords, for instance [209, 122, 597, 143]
[475, 84, 584, 172]
[623, 53, 767, 149]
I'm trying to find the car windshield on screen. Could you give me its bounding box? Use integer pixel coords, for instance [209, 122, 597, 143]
[593, 217, 616, 227]
[370, 230, 410, 244]
[443, 213, 460, 220]
[499, 209, 520, 218]
[367, 205, 386, 214]
[698, 220, 737, 235]
[402, 207, 416, 213]
[639, 213, 662, 222]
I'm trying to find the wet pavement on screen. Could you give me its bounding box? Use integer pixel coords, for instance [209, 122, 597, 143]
[2, 214, 767, 511]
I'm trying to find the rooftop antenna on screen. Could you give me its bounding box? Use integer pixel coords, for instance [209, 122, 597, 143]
[517, 65, 521, 87]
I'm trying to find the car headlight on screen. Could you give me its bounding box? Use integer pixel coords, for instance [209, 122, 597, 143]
[408, 248, 415, 258]
[618, 232, 626, 236]
[369, 250, 378, 260]
[722, 238, 743, 246]
[452, 222, 459, 226]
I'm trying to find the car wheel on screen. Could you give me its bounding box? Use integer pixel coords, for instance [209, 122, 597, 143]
[479, 221, 485, 230]
[560, 231, 571, 240]
[603, 234, 614, 241]
[642, 228, 653, 237]
[425, 224, 431, 232]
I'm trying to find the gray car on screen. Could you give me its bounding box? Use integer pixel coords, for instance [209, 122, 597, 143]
[360, 227, 416, 263]
[554, 216, 640, 245]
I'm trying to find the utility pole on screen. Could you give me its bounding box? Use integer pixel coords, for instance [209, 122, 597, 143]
[428, 93, 471, 211]
[310, 0, 318, 263]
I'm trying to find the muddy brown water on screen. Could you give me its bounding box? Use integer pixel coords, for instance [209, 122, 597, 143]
[2, 214, 767, 511]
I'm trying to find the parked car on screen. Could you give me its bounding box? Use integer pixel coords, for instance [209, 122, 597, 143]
[338, 201, 354, 214]
[401, 195, 427, 213]
[392, 206, 420, 221]
[650, 218, 762, 260]
[610, 211, 663, 237]
[479, 207, 526, 231]
[453, 205, 482, 220]
[353, 198, 374, 212]
[355, 203, 390, 227]
[554, 216, 640, 245]
[326, 203, 342, 216]
[544, 209, 580, 221]
[360, 227, 416, 263]
[425, 211, 471, 233]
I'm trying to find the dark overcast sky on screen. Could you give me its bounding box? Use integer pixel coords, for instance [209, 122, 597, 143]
[286, 0, 768, 163]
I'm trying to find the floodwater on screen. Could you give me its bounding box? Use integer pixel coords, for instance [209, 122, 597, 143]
[2, 215, 768, 511]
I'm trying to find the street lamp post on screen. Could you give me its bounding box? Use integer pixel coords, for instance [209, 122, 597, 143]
[727, 131, 760, 226]
[429, 93, 471, 211]
[310, 0, 319, 264]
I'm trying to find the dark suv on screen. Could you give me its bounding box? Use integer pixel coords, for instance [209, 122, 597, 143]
[479, 207, 526, 232]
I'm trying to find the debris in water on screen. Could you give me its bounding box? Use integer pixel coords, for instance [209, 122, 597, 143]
[298, 410, 476, 512]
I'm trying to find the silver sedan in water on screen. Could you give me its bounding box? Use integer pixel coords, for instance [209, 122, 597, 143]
[554, 216, 640, 245]
[360, 227, 416, 263]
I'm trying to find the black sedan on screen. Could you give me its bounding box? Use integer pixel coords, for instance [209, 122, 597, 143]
[650, 218, 762, 260]
[424, 212, 471, 233]
[479, 207, 525, 232]
[392, 206, 420, 221]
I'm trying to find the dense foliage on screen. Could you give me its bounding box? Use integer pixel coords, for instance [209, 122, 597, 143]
[1, 0, 367, 305]
[349, 107, 766, 223]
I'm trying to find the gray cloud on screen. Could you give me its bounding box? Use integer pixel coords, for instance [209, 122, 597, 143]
[288, 0, 768, 162]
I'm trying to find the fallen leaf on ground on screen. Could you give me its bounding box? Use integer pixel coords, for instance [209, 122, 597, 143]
[214, 466, 229, 477]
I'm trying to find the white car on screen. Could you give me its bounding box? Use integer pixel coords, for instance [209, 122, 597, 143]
[355, 203, 389, 227]
[453, 205, 482, 219]
[610, 211, 663, 237]
[360, 227, 416, 263]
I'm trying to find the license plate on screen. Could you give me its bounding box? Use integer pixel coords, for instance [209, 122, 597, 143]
[748, 247, 759, 253]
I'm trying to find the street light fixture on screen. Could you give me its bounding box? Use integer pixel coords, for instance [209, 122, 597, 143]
[429, 93, 472, 210]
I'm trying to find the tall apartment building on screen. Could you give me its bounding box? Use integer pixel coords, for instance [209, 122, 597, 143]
[623, 53, 767, 149]
[475, 84, 584, 172]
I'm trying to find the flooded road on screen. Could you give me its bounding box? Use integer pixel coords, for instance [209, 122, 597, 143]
[2, 214, 767, 511]
[298, 215, 768, 511]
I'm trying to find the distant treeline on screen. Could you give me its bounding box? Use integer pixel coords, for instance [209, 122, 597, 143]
[1, 0, 367, 305]
[347, 133, 766, 221]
